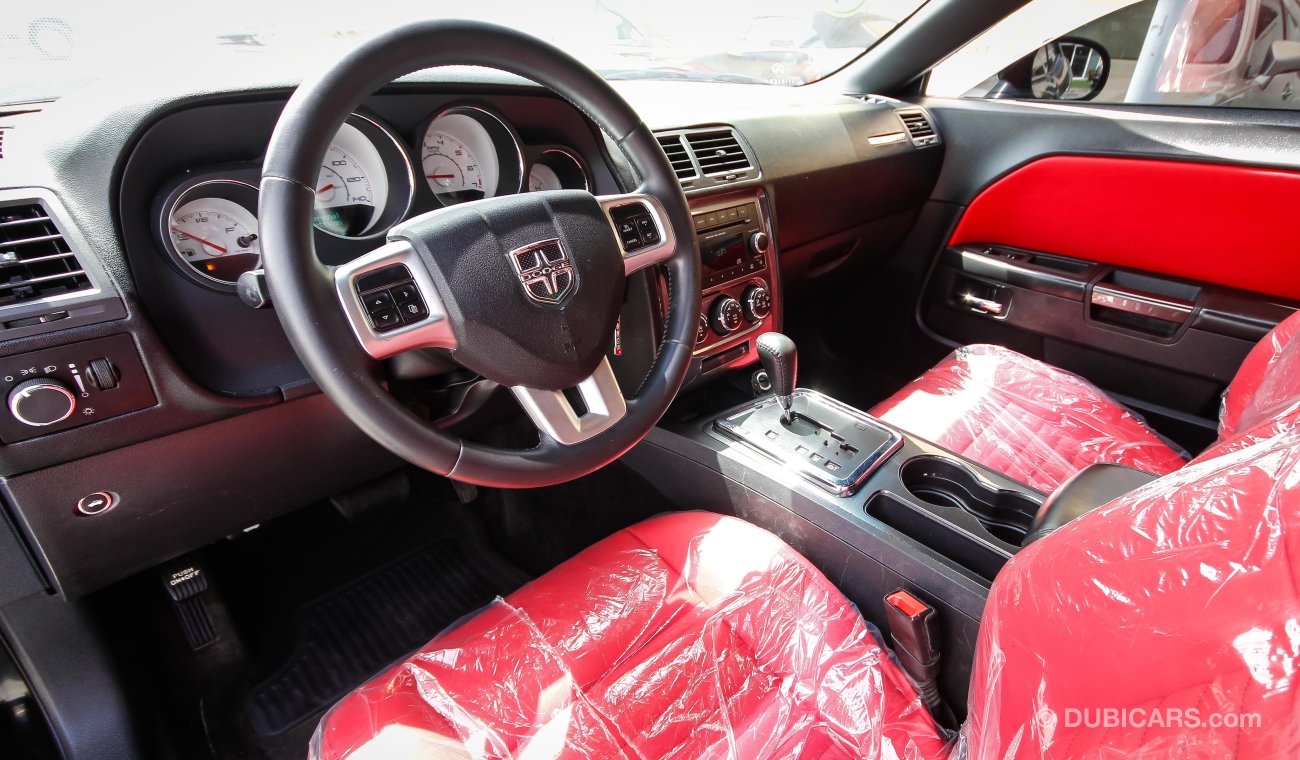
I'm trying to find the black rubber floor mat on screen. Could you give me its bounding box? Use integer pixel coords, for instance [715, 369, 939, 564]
[244, 536, 525, 736]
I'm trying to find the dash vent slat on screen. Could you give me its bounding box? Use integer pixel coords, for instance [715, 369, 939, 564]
[684, 130, 752, 176]
[656, 134, 698, 181]
[0, 202, 93, 306]
[896, 109, 940, 147]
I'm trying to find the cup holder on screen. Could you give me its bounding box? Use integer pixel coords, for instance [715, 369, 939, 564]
[898, 456, 1040, 545]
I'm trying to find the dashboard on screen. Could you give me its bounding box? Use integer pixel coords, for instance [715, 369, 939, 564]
[122, 91, 621, 395]
[0, 72, 944, 598]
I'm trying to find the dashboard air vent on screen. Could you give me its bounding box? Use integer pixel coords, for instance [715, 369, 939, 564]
[685, 129, 752, 176]
[0, 202, 93, 306]
[897, 109, 939, 147]
[656, 134, 698, 181]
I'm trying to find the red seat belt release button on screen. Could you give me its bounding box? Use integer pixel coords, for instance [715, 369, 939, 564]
[884, 589, 941, 683]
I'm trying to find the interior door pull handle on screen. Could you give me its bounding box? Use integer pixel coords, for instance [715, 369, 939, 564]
[961, 293, 1005, 315]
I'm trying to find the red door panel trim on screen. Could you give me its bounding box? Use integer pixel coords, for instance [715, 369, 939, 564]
[949, 156, 1300, 300]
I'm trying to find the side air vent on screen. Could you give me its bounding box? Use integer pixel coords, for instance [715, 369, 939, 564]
[656, 134, 698, 181]
[0, 202, 94, 306]
[897, 109, 940, 147]
[685, 130, 752, 176]
[654, 126, 758, 190]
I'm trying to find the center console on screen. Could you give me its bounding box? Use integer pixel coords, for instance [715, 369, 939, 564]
[623, 334, 1050, 715]
[685, 191, 779, 377]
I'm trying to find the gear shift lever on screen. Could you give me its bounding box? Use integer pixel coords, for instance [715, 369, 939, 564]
[756, 332, 797, 423]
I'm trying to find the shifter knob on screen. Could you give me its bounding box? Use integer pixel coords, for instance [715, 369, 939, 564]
[756, 332, 797, 422]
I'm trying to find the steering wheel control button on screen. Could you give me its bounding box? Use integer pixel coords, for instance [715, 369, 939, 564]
[8, 378, 77, 427]
[610, 203, 659, 253]
[76, 491, 116, 516]
[367, 308, 402, 332]
[634, 215, 660, 245]
[354, 264, 430, 334]
[363, 290, 394, 311]
[355, 264, 412, 294]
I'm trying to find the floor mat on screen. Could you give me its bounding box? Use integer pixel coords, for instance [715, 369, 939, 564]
[244, 533, 527, 737]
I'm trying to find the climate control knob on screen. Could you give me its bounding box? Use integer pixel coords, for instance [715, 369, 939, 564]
[696, 314, 709, 345]
[709, 296, 744, 336]
[8, 378, 77, 427]
[742, 285, 772, 321]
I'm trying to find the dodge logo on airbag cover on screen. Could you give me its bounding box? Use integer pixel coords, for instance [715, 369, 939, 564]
[509, 239, 575, 304]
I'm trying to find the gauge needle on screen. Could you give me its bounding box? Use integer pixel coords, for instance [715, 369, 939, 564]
[426, 174, 455, 180]
[317, 183, 335, 194]
[170, 226, 227, 254]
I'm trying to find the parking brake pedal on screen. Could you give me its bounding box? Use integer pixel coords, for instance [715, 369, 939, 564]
[884, 589, 954, 726]
[161, 560, 217, 651]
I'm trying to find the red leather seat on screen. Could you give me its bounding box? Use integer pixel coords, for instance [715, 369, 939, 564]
[311, 512, 951, 760]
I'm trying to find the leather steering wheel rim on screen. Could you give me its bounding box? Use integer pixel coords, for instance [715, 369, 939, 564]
[259, 20, 699, 488]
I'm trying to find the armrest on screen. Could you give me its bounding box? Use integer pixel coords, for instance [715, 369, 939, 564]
[1023, 463, 1159, 545]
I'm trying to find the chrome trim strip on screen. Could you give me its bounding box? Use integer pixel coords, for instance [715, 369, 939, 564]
[511, 357, 626, 445]
[715, 389, 903, 497]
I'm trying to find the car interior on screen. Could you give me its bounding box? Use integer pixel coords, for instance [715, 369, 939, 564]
[3, 0, 1300, 758]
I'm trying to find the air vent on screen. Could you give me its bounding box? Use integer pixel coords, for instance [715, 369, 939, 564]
[685, 130, 752, 176]
[0, 202, 94, 306]
[897, 109, 940, 147]
[656, 134, 698, 182]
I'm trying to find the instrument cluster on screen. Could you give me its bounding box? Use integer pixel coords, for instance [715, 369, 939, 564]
[154, 104, 592, 291]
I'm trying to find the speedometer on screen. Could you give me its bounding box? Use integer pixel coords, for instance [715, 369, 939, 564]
[313, 121, 390, 238]
[419, 106, 523, 206]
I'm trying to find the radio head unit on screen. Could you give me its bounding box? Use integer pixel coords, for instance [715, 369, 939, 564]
[694, 201, 768, 289]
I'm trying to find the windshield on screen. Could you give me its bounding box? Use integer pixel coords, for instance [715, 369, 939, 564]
[0, 0, 928, 104]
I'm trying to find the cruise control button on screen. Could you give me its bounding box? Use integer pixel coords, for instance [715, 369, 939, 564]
[616, 220, 641, 251]
[368, 308, 402, 332]
[635, 215, 660, 245]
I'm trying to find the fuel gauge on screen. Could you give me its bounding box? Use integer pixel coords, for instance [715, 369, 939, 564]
[158, 179, 261, 289]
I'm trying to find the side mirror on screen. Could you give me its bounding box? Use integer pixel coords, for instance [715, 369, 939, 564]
[990, 37, 1111, 102]
[1256, 39, 1300, 87]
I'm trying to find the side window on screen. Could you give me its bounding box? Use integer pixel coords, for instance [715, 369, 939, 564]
[927, 0, 1300, 110]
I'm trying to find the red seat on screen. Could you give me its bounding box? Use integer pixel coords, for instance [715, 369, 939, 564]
[311, 512, 952, 760]
[873, 311, 1300, 493]
[312, 313, 1300, 760]
[870, 344, 1188, 492]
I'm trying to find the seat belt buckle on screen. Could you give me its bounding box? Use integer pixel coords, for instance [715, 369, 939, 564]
[884, 589, 942, 703]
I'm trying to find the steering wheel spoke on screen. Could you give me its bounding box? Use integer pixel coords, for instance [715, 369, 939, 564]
[333, 240, 456, 359]
[598, 193, 679, 276]
[511, 358, 627, 445]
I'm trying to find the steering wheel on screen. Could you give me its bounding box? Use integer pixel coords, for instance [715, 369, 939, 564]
[259, 21, 699, 488]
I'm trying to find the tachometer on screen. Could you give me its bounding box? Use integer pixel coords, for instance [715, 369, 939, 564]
[160, 179, 261, 288]
[419, 106, 523, 206]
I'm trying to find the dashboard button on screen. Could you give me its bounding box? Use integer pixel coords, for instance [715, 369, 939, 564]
[76, 491, 116, 516]
[368, 308, 402, 332]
